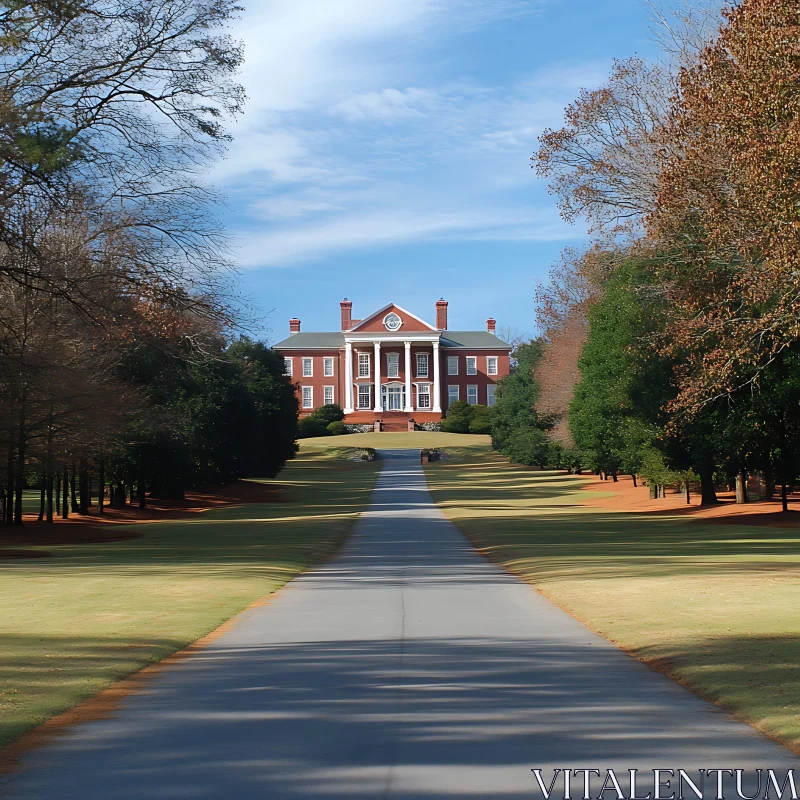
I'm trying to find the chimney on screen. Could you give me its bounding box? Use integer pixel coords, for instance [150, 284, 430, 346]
[435, 298, 448, 330]
[486, 318, 497, 334]
[289, 318, 301, 335]
[340, 298, 353, 331]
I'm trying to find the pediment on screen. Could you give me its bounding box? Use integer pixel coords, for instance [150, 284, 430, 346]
[348, 304, 437, 333]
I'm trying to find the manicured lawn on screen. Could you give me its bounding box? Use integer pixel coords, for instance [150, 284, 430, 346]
[300, 431, 490, 451]
[425, 444, 800, 752]
[0, 449, 379, 748]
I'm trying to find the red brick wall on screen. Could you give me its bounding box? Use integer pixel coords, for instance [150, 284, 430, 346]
[441, 349, 509, 410]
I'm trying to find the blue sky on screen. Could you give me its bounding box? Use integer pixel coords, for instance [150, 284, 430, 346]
[217, 0, 660, 341]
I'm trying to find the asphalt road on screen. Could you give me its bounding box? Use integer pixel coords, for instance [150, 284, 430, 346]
[3, 449, 795, 798]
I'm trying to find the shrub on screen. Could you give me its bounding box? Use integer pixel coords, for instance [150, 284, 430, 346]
[314, 404, 345, 425]
[469, 405, 492, 435]
[297, 416, 329, 438]
[442, 400, 474, 433]
[326, 421, 347, 436]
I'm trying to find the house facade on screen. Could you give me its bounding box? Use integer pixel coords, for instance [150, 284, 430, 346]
[272, 299, 512, 429]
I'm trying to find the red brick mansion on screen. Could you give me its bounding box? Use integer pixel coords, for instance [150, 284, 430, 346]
[273, 299, 512, 428]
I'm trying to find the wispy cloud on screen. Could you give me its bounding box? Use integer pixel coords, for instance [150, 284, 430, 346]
[219, 0, 598, 268]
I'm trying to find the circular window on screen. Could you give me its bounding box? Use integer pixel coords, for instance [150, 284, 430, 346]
[384, 313, 402, 331]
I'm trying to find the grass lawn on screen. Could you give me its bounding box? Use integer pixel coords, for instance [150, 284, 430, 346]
[425, 444, 800, 752]
[299, 431, 491, 451]
[0, 448, 379, 749]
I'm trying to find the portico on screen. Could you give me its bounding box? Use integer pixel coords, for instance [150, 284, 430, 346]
[343, 332, 442, 415]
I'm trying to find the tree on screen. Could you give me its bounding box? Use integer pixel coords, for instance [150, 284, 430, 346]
[652, 0, 800, 410]
[491, 341, 551, 466]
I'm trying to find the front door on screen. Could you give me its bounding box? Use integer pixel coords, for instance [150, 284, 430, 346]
[383, 386, 405, 411]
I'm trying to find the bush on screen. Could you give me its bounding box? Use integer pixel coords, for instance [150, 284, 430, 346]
[297, 416, 329, 438]
[314, 404, 345, 425]
[326, 420, 347, 436]
[442, 401, 474, 433]
[469, 405, 492, 435]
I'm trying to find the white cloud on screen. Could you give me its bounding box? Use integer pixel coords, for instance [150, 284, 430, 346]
[216, 0, 597, 269]
[330, 88, 438, 122]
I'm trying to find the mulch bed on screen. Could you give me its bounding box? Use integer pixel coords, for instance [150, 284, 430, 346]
[0, 480, 285, 558]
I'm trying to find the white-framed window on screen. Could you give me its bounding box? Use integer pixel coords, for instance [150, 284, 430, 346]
[323, 386, 334, 405]
[487, 384, 496, 407]
[386, 352, 399, 378]
[302, 357, 313, 377]
[358, 352, 370, 378]
[302, 386, 313, 409]
[467, 385, 478, 405]
[448, 385, 459, 405]
[417, 384, 431, 409]
[447, 356, 458, 376]
[323, 357, 334, 377]
[283, 357, 293, 377]
[357, 384, 371, 409]
[416, 352, 429, 377]
[487, 356, 498, 376]
[466, 356, 477, 375]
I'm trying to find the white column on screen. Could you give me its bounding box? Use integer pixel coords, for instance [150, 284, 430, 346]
[404, 341, 414, 412]
[432, 339, 442, 412]
[373, 341, 382, 412]
[344, 342, 354, 413]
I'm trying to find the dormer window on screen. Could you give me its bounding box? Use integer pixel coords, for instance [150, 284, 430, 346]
[383, 312, 402, 331]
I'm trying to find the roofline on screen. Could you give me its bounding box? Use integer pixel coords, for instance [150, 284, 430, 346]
[348, 303, 439, 333]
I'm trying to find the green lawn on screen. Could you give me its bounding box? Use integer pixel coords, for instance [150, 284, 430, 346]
[299, 431, 491, 451]
[425, 444, 800, 752]
[0, 449, 379, 748]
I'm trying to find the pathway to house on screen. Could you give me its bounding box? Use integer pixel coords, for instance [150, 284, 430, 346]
[3, 450, 795, 798]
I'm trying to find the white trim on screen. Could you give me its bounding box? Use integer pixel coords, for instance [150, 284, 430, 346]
[301, 386, 314, 409]
[447, 355, 458, 376]
[447, 385, 459, 405]
[373, 341, 382, 412]
[344, 343, 354, 413]
[345, 332, 441, 344]
[432, 340, 441, 412]
[349, 303, 438, 332]
[302, 357, 313, 377]
[403, 341, 414, 412]
[486, 384, 497, 407]
[415, 382, 432, 411]
[323, 385, 334, 406]
[283, 357, 293, 377]
[486, 356, 498, 376]
[357, 351, 370, 378]
[466, 384, 478, 405]
[383, 312, 403, 331]
[323, 356, 335, 377]
[466, 356, 477, 376]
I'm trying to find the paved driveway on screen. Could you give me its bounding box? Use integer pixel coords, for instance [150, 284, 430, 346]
[3, 450, 795, 798]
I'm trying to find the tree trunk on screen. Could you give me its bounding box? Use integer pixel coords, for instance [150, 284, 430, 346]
[98, 461, 105, 515]
[55, 475, 60, 516]
[782, 483, 789, 513]
[46, 470, 53, 524]
[632, 474, 637, 487]
[649, 484, 657, 500]
[37, 479, 45, 521]
[138, 469, 146, 509]
[5, 447, 13, 526]
[735, 470, 748, 504]
[78, 458, 89, 515]
[70, 462, 78, 512]
[61, 464, 69, 519]
[13, 444, 25, 527]
[700, 468, 718, 505]
[684, 482, 691, 505]
[611, 472, 618, 482]
[764, 473, 775, 501]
